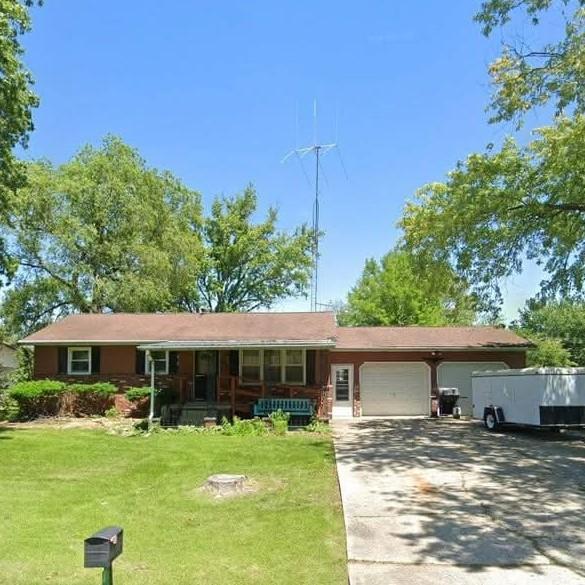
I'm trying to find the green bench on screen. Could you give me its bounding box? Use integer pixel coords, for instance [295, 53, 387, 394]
[252, 398, 315, 423]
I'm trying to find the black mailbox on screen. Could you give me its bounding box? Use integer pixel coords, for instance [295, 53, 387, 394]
[84, 526, 123, 568]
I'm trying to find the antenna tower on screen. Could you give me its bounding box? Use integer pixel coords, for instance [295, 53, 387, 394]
[282, 100, 340, 312]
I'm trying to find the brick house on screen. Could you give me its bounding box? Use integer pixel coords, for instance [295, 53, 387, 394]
[20, 311, 530, 420]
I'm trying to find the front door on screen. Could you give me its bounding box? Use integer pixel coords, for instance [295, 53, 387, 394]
[194, 351, 218, 401]
[332, 364, 354, 418]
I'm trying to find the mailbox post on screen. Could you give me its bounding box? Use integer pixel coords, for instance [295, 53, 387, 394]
[84, 526, 123, 585]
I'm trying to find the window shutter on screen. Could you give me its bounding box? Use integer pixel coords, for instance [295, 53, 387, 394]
[229, 350, 239, 376]
[306, 350, 316, 385]
[58, 347, 68, 374]
[136, 349, 146, 374]
[169, 351, 179, 374]
[91, 347, 101, 374]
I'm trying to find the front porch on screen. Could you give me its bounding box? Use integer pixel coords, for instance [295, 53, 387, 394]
[141, 344, 334, 425]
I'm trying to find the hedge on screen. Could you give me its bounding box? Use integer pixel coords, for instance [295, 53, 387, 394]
[125, 386, 153, 402]
[8, 380, 117, 419]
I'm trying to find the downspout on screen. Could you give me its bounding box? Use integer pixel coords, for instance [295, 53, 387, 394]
[147, 350, 155, 428]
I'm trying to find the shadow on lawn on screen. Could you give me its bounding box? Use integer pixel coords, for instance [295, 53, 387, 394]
[0, 425, 14, 439]
[334, 418, 585, 576]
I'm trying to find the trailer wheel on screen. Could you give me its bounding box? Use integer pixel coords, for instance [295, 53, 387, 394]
[484, 411, 499, 431]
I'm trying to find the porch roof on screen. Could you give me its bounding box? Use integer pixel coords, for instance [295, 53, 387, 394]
[138, 339, 335, 351]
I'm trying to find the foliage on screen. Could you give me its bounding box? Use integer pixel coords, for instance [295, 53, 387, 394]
[220, 416, 268, 436]
[192, 186, 313, 312]
[67, 382, 117, 396]
[269, 409, 290, 435]
[8, 345, 33, 385]
[8, 379, 67, 400]
[475, 1, 585, 126]
[341, 249, 477, 326]
[516, 299, 585, 365]
[401, 2, 585, 310]
[520, 331, 575, 366]
[7, 379, 117, 419]
[8, 379, 66, 418]
[1, 136, 203, 337]
[105, 406, 119, 418]
[0, 1, 41, 276]
[125, 386, 154, 402]
[305, 417, 331, 434]
[401, 115, 585, 311]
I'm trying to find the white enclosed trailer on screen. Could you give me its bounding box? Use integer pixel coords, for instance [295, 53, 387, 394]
[472, 367, 585, 431]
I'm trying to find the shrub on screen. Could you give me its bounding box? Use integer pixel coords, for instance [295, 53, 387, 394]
[8, 380, 118, 419]
[8, 380, 67, 419]
[68, 382, 117, 396]
[269, 409, 290, 435]
[221, 416, 268, 436]
[305, 418, 331, 434]
[105, 406, 119, 418]
[125, 386, 154, 402]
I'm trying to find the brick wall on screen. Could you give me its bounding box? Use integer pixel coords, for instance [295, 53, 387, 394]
[329, 349, 527, 417]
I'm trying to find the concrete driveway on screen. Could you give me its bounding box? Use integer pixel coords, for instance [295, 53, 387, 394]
[333, 418, 585, 585]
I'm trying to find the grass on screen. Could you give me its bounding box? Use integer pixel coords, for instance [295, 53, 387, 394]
[0, 426, 347, 585]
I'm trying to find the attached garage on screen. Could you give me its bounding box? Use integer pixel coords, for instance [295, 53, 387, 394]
[360, 362, 430, 416]
[438, 361, 508, 416]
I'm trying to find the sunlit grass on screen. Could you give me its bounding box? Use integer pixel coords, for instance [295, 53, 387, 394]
[0, 427, 346, 585]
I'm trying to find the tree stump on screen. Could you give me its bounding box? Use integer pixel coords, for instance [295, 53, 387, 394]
[205, 474, 247, 497]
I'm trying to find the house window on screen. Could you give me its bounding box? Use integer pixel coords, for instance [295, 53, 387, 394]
[284, 349, 305, 384]
[239, 349, 306, 385]
[241, 349, 261, 383]
[263, 350, 281, 384]
[145, 350, 169, 375]
[68, 347, 91, 375]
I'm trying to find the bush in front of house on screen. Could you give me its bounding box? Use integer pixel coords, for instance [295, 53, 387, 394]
[268, 409, 290, 435]
[8, 380, 68, 418]
[125, 386, 153, 401]
[8, 380, 117, 419]
[221, 416, 269, 436]
[66, 382, 117, 416]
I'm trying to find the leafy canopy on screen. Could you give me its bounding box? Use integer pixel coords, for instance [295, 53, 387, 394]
[0, 1, 41, 272]
[475, 0, 585, 126]
[401, 115, 585, 310]
[340, 250, 477, 326]
[193, 186, 313, 312]
[0, 138, 315, 335]
[2, 136, 203, 335]
[401, 1, 585, 310]
[516, 299, 585, 364]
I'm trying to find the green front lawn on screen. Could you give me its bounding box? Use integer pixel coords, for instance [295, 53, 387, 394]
[0, 426, 346, 585]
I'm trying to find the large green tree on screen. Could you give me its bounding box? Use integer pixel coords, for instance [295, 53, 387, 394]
[516, 299, 585, 364]
[401, 2, 585, 310]
[0, 1, 41, 274]
[2, 136, 203, 336]
[340, 250, 477, 326]
[192, 187, 313, 312]
[475, 0, 585, 126]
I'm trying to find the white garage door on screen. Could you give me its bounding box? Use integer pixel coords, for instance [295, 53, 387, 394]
[438, 362, 508, 416]
[360, 362, 430, 416]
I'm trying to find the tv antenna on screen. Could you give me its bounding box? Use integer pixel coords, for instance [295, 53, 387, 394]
[282, 100, 346, 312]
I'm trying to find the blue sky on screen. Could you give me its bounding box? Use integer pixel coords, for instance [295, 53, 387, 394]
[21, 1, 554, 319]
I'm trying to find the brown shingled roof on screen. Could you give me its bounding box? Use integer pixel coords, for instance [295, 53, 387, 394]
[335, 326, 531, 350]
[20, 312, 337, 345]
[20, 313, 531, 350]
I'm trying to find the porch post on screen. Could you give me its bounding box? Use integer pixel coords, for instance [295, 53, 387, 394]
[425, 352, 443, 418]
[147, 350, 156, 428]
